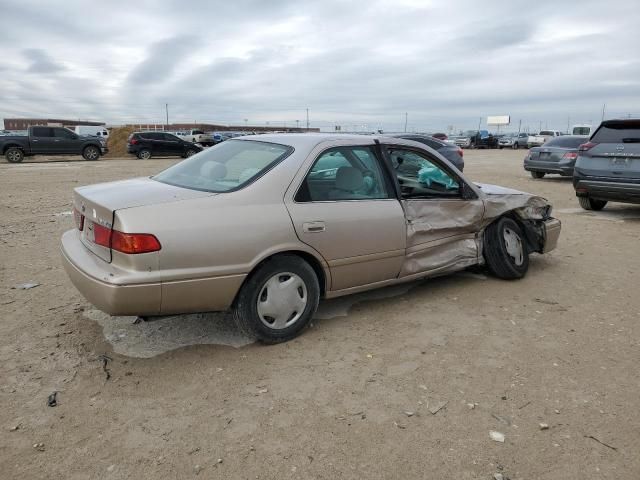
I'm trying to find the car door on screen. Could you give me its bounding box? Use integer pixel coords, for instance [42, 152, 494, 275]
[53, 128, 79, 154]
[286, 145, 406, 291]
[161, 133, 183, 156]
[384, 145, 484, 277]
[30, 127, 56, 154]
[145, 132, 165, 155]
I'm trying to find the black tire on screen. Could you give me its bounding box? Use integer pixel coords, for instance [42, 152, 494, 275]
[137, 149, 151, 160]
[483, 217, 529, 280]
[233, 255, 320, 344]
[530, 171, 545, 179]
[82, 145, 100, 161]
[578, 197, 607, 211]
[185, 149, 197, 157]
[5, 147, 24, 163]
[513, 142, 519, 150]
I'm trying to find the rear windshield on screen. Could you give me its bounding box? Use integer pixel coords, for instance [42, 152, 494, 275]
[591, 124, 640, 143]
[544, 136, 585, 148]
[539, 131, 555, 136]
[152, 140, 293, 192]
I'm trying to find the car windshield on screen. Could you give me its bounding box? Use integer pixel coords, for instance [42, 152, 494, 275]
[152, 140, 293, 192]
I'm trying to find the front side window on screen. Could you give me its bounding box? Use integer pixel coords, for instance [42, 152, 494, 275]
[153, 139, 292, 192]
[54, 128, 75, 139]
[162, 133, 179, 141]
[388, 148, 460, 199]
[296, 146, 392, 202]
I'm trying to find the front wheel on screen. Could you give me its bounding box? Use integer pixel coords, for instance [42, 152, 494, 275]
[530, 171, 545, 179]
[484, 217, 529, 280]
[5, 147, 24, 163]
[233, 255, 320, 344]
[185, 149, 197, 157]
[578, 197, 607, 211]
[513, 142, 520, 150]
[82, 145, 100, 161]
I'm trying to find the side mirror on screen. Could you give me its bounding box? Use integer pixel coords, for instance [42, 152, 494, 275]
[461, 182, 476, 199]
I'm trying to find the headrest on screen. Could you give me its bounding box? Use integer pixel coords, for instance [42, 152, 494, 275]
[335, 166, 363, 191]
[200, 161, 227, 180]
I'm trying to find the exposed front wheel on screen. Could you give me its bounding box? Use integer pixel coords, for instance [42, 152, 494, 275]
[5, 147, 24, 163]
[484, 217, 529, 280]
[137, 149, 151, 160]
[578, 197, 607, 211]
[513, 142, 519, 149]
[82, 145, 100, 161]
[233, 255, 320, 344]
[530, 171, 545, 179]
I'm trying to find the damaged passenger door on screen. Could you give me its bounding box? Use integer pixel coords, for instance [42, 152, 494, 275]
[385, 146, 485, 277]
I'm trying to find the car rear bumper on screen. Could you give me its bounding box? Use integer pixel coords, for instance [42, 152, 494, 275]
[542, 218, 561, 253]
[60, 229, 246, 316]
[573, 177, 640, 204]
[524, 159, 574, 176]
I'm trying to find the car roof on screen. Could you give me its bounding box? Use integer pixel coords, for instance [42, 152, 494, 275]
[601, 119, 640, 129]
[235, 133, 386, 149]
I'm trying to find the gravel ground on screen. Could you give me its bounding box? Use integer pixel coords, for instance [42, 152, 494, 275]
[1, 150, 639, 479]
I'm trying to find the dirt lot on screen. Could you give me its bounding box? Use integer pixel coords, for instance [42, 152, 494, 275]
[1, 150, 639, 479]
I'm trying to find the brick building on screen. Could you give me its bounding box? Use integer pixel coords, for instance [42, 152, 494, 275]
[3, 118, 105, 130]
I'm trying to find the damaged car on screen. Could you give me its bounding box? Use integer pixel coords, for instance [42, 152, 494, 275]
[61, 134, 561, 343]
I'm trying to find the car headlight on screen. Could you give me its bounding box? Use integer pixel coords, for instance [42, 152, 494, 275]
[521, 205, 552, 220]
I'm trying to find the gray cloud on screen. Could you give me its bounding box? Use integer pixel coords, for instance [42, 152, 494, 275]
[1, 0, 640, 131]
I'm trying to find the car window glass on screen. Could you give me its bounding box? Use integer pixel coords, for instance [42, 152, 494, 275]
[296, 146, 392, 202]
[54, 129, 75, 139]
[32, 127, 52, 137]
[545, 136, 584, 148]
[388, 148, 460, 199]
[591, 124, 640, 143]
[163, 133, 178, 141]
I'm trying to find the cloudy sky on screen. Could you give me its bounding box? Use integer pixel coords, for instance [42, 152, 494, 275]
[1, 0, 639, 132]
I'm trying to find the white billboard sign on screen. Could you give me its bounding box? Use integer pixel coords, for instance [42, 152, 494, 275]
[487, 115, 510, 126]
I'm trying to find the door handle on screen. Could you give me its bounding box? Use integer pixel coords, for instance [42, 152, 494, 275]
[303, 221, 325, 233]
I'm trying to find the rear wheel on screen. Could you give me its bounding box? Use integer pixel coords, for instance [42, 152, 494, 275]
[185, 149, 197, 157]
[530, 171, 545, 179]
[5, 147, 24, 163]
[233, 255, 320, 344]
[82, 145, 100, 161]
[484, 217, 529, 280]
[513, 142, 520, 149]
[137, 149, 151, 160]
[578, 197, 607, 211]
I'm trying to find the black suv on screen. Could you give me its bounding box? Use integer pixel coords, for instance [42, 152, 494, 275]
[127, 132, 203, 159]
[573, 119, 640, 210]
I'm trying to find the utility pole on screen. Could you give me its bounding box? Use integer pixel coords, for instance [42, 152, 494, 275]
[567, 116, 570, 134]
[539, 121, 542, 132]
[478, 117, 482, 131]
[404, 112, 408, 133]
[296, 119, 299, 129]
[306, 108, 309, 130]
[165, 103, 169, 128]
[601, 103, 606, 121]
[518, 119, 522, 134]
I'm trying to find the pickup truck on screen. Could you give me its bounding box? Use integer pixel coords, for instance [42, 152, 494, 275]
[453, 130, 498, 149]
[181, 129, 215, 146]
[527, 130, 563, 148]
[0, 126, 108, 163]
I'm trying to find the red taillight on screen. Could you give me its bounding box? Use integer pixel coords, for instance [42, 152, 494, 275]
[129, 137, 138, 145]
[73, 208, 84, 231]
[563, 152, 578, 160]
[578, 142, 597, 152]
[111, 231, 161, 254]
[92, 222, 112, 248]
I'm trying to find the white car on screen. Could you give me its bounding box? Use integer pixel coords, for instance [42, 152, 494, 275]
[527, 130, 562, 148]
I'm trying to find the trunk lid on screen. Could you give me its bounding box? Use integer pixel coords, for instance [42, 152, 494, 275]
[580, 121, 640, 180]
[73, 177, 212, 262]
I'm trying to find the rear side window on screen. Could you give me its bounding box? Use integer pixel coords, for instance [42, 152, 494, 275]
[153, 140, 292, 192]
[32, 127, 52, 137]
[591, 123, 640, 143]
[545, 137, 585, 148]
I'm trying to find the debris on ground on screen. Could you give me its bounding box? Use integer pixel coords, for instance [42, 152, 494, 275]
[584, 435, 618, 451]
[194, 464, 202, 474]
[518, 401, 531, 410]
[489, 431, 505, 443]
[97, 354, 112, 381]
[494, 473, 504, 480]
[33, 443, 45, 451]
[393, 421, 407, 429]
[13, 282, 40, 290]
[491, 413, 511, 426]
[47, 392, 58, 407]
[403, 411, 415, 417]
[428, 401, 448, 415]
[9, 423, 21, 431]
[216, 458, 223, 464]
[539, 423, 549, 430]
[466, 403, 475, 410]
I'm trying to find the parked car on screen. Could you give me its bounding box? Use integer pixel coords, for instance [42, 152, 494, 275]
[528, 130, 563, 148]
[571, 124, 592, 136]
[573, 119, 640, 210]
[524, 136, 586, 179]
[126, 132, 203, 159]
[454, 130, 498, 149]
[182, 129, 215, 146]
[498, 132, 530, 149]
[388, 133, 464, 171]
[61, 134, 561, 343]
[74, 126, 109, 140]
[431, 133, 448, 141]
[0, 126, 108, 163]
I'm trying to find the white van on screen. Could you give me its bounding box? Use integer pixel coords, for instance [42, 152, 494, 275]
[74, 126, 109, 140]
